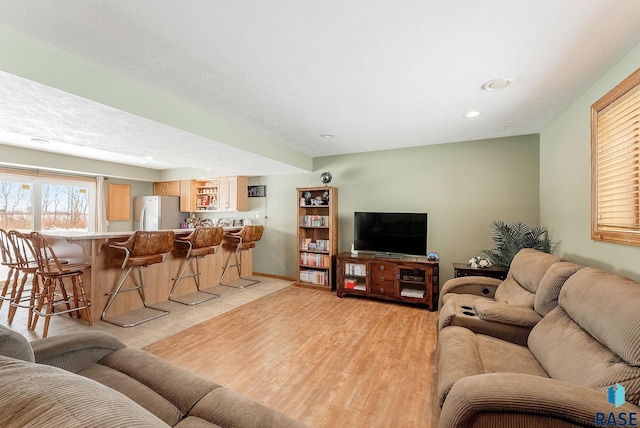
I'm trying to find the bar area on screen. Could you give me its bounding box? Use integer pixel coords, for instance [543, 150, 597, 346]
[41, 228, 252, 324]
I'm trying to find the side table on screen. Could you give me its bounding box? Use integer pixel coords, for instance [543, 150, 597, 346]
[453, 263, 508, 280]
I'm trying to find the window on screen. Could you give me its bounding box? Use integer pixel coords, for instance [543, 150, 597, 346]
[592, 67, 640, 245]
[0, 171, 96, 232]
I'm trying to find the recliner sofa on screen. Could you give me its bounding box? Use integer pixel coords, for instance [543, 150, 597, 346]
[437, 266, 640, 427]
[0, 325, 307, 427]
[438, 248, 581, 345]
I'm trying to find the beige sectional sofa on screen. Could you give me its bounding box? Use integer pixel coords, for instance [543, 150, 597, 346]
[438, 248, 582, 346]
[437, 266, 640, 427]
[0, 326, 307, 427]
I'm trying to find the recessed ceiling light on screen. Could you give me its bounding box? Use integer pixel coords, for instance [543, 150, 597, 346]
[321, 133, 334, 139]
[483, 78, 512, 91]
[465, 111, 480, 118]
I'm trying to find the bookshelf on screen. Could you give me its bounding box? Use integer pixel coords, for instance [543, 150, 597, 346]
[296, 186, 338, 290]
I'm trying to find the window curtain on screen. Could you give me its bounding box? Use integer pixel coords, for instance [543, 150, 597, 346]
[96, 175, 108, 232]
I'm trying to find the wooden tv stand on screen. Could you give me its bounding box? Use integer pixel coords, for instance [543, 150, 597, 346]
[336, 252, 439, 311]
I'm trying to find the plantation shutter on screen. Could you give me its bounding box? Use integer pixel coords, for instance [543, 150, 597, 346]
[592, 67, 640, 245]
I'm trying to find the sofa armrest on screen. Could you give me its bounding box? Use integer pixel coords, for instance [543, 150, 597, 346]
[439, 277, 502, 310]
[439, 373, 640, 428]
[473, 300, 542, 327]
[32, 331, 126, 373]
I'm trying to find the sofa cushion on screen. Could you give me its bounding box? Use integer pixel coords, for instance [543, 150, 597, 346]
[437, 326, 548, 406]
[0, 325, 34, 362]
[188, 387, 307, 428]
[473, 300, 542, 327]
[533, 261, 582, 316]
[528, 267, 640, 404]
[88, 347, 221, 424]
[494, 249, 560, 307]
[79, 363, 184, 426]
[0, 355, 167, 427]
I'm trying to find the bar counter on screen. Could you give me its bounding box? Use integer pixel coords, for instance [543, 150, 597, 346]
[42, 228, 249, 322]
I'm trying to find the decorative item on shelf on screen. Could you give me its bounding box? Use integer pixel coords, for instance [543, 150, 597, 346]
[322, 190, 330, 203]
[320, 171, 332, 185]
[481, 220, 556, 268]
[427, 251, 439, 261]
[468, 256, 492, 268]
[303, 191, 312, 205]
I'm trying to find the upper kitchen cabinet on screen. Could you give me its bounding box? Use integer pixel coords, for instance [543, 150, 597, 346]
[152, 180, 181, 197]
[218, 176, 248, 212]
[174, 176, 248, 213]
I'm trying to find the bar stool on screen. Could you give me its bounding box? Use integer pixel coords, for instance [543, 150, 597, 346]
[0, 229, 19, 312]
[30, 232, 93, 338]
[219, 225, 264, 289]
[5, 231, 39, 328]
[169, 226, 224, 305]
[102, 230, 174, 327]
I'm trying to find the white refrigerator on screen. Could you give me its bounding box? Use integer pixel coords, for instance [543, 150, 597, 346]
[133, 196, 181, 231]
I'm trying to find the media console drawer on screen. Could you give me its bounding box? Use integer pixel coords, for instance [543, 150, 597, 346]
[336, 252, 439, 310]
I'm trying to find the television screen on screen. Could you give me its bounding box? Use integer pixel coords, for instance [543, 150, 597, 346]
[353, 212, 428, 256]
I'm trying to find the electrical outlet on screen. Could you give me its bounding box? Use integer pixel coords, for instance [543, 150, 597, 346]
[255, 211, 260, 218]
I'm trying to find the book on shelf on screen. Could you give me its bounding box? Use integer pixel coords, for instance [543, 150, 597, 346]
[299, 269, 328, 285]
[300, 252, 330, 267]
[300, 215, 329, 227]
[344, 263, 367, 276]
[300, 238, 329, 251]
[344, 279, 358, 289]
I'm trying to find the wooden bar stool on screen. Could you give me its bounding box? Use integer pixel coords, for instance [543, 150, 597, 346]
[219, 225, 264, 289]
[102, 230, 174, 327]
[0, 229, 20, 313]
[30, 232, 93, 338]
[169, 226, 224, 305]
[5, 231, 40, 328]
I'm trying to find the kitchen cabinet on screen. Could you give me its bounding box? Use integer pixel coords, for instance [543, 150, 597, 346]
[152, 181, 181, 196]
[179, 176, 248, 212]
[107, 183, 130, 221]
[218, 176, 248, 212]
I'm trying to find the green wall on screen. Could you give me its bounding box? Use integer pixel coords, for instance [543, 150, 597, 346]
[540, 42, 640, 281]
[251, 134, 541, 284]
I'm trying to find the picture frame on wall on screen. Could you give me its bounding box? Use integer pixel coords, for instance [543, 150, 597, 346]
[248, 185, 266, 197]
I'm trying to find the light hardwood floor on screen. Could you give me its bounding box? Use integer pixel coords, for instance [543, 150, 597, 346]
[0, 267, 441, 427]
[144, 285, 441, 428]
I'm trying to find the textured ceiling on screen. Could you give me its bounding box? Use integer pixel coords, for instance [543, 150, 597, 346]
[1, 0, 640, 175]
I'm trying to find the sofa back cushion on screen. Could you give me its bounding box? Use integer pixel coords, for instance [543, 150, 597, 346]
[528, 267, 640, 404]
[0, 325, 34, 362]
[0, 355, 168, 427]
[494, 249, 560, 307]
[533, 261, 582, 316]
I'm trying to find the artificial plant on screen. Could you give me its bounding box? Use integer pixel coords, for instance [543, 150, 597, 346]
[481, 220, 556, 268]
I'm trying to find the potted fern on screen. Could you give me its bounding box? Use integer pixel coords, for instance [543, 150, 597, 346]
[481, 220, 556, 268]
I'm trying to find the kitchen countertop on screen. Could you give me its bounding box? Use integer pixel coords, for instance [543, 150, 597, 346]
[41, 227, 242, 241]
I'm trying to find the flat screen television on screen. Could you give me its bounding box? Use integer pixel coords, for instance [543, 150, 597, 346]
[353, 212, 428, 257]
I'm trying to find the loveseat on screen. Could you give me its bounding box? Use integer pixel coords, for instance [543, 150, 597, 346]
[437, 266, 640, 427]
[438, 248, 582, 346]
[0, 326, 307, 427]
